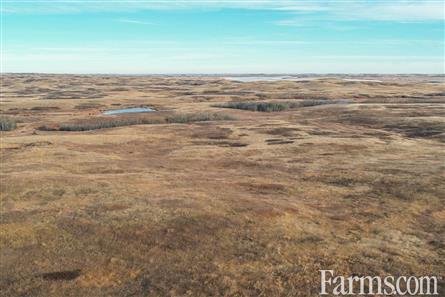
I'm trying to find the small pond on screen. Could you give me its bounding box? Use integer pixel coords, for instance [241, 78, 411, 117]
[103, 107, 155, 115]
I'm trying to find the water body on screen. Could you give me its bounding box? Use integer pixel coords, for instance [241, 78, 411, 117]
[103, 107, 155, 115]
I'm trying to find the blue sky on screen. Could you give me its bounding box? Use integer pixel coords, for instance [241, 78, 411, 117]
[2, 1, 444, 73]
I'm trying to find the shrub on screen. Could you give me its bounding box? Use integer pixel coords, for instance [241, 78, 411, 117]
[0, 117, 17, 131]
[213, 100, 350, 112]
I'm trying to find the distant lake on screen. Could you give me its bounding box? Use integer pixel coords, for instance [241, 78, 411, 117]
[103, 107, 155, 115]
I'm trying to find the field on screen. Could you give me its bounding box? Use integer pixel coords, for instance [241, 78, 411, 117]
[1, 74, 444, 296]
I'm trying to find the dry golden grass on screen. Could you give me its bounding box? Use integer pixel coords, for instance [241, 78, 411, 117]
[1, 74, 444, 296]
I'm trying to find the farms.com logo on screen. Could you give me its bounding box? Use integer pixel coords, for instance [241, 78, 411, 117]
[320, 270, 441, 296]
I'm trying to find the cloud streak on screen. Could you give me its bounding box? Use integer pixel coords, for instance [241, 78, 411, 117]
[116, 18, 154, 25]
[4, 1, 444, 22]
[275, 1, 444, 24]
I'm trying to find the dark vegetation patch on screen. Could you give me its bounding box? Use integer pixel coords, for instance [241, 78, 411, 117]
[193, 140, 248, 147]
[38, 118, 161, 131]
[165, 113, 235, 124]
[201, 90, 254, 96]
[323, 176, 360, 187]
[426, 92, 445, 96]
[238, 182, 288, 194]
[266, 139, 295, 145]
[18, 187, 67, 202]
[110, 87, 129, 91]
[30, 106, 60, 111]
[213, 100, 349, 112]
[253, 91, 335, 100]
[383, 121, 444, 139]
[23, 141, 52, 148]
[13, 87, 53, 96]
[192, 127, 233, 139]
[41, 90, 105, 100]
[297, 235, 325, 244]
[38, 113, 236, 131]
[359, 98, 445, 104]
[307, 129, 335, 136]
[365, 177, 438, 201]
[75, 102, 105, 110]
[338, 111, 445, 141]
[220, 142, 248, 147]
[4, 108, 28, 115]
[338, 113, 382, 126]
[266, 127, 300, 137]
[0, 116, 17, 131]
[40, 269, 81, 281]
[305, 171, 440, 202]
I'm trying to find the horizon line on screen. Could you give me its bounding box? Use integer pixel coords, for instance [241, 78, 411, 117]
[2, 72, 444, 76]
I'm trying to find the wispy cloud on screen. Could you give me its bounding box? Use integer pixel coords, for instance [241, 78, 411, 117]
[25, 38, 442, 54]
[32, 47, 107, 52]
[3, 0, 444, 22]
[2, 1, 325, 14]
[275, 1, 444, 24]
[4, 1, 444, 22]
[116, 18, 154, 25]
[360, 2, 443, 21]
[334, 1, 444, 22]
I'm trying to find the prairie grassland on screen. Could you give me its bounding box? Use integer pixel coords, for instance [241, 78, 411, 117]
[0, 74, 444, 296]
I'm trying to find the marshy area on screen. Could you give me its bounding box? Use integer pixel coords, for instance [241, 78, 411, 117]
[1, 74, 444, 297]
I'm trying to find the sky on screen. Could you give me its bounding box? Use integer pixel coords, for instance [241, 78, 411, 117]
[1, 0, 444, 74]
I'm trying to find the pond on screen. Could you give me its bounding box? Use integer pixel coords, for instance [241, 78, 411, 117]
[103, 107, 155, 115]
